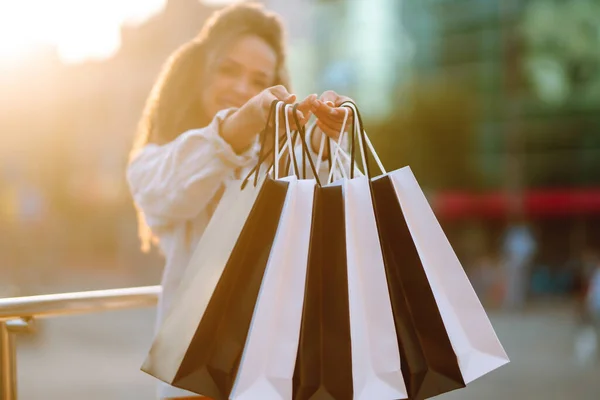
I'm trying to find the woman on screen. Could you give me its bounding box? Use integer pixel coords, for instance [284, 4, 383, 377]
[127, 3, 352, 399]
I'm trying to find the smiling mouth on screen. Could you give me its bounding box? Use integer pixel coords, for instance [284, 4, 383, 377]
[219, 99, 243, 109]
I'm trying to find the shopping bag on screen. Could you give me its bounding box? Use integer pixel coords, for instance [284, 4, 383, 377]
[229, 106, 322, 400]
[143, 101, 302, 399]
[388, 166, 510, 384]
[343, 175, 408, 400]
[292, 182, 354, 400]
[341, 100, 508, 391]
[142, 174, 289, 399]
[371, 175, 465, 399]
[229, 177, 316, 400]
[292, 106, 408, 400]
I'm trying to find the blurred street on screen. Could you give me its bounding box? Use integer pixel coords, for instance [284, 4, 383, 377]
[14, 298, 600, 399]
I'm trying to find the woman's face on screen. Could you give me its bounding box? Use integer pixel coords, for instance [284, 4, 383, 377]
[202, 34, 277, 119]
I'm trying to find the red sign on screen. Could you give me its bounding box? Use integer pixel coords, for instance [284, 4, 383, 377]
[432, 189, 600, 220]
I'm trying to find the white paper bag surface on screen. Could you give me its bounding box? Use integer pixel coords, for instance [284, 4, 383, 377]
[231, 177, 316, 400]
[344, 176, 408, 400]
[390, 166, 509, 384]
[142, 178, 264, 384]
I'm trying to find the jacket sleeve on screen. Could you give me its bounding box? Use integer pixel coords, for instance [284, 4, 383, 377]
[126, 109, 258, 229]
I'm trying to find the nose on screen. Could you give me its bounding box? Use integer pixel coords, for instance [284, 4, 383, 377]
[231, 76, 254, 103]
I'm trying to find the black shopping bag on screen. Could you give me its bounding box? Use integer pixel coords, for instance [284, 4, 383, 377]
[143, 101, 288, 399]
[172, 177, 289, 398]
[143, 101, 323, 399]
[293, 183, 354, 400]
[372, 175, 465, 399]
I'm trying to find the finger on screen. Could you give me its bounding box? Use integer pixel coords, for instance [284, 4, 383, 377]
[319, 90, 339, 104]
[313, 99, 345, 116]
[284, 94, 297, 104]
[281, 107, 307, 131]
[292, 109, 308, 130]
[299, 93, 317, 108]
[316, 118, 341, 140]
[267, 85, 297, 105]
[323, 91, 352, 107]
[312, 100, 348, 122]
[265, 96, 293, 128]
[317, 112, 344, 133]
[269, 84, 294, 102]
[333, 95, 353, 107]
[297, 93, 317, 115]
[296, 95, 315, 123]
[311, 100, 335, 121]
[316, 120, 341, 140]
[263, 92, 293, 114]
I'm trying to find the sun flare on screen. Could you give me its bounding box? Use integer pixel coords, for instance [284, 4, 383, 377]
[0, 0, 167, 64]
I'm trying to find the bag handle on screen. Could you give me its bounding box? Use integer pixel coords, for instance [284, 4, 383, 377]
[292, 103, 322, 186]
[242, 101, 321, 188]
[271, 103, 300, 178]
[268, 102, 300, 179]
[326, 104, 377, 183]
[242, 100, 293, 189]
[339, 101, 386, 179]
[325, 107, 356, 184]
[283, 104, 300, 177]
[286, 122, 354, 184]
[283, 129, 299, 177]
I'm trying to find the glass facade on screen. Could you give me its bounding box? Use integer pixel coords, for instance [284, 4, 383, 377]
[300, 0, 600, 190]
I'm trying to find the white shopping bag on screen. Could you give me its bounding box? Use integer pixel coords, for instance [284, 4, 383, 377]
[230, 177, 316, 399]
[389, 166, 509, 384]
[343, 175, 408, 400]
[142, 175, 265, 385]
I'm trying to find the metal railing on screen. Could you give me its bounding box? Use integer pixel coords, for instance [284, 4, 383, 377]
[0, 285, 161, 400]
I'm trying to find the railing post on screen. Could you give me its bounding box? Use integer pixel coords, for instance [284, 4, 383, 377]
[0, 321, 17, 400]
[0, 285, 161, 399]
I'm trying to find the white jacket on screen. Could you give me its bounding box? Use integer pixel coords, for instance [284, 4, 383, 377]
[127, 109, 335, 398]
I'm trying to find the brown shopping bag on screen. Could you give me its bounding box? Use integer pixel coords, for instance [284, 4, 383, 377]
[339, 101, 507, 398]
[142, 173, 289, 399]
[335, 103, 464, 398]
[230, 105, 326, 400]
[142, 101, 316, 399]
[229, 177, 316, 400]
[292, 182, 354, 400]
[293, 104, 408, 400]
[372, 175, 465, 399]
[387, 166, 509, 386]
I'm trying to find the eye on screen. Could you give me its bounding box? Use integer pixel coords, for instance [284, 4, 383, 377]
[252, 78, 269, 90]
[218, 63, 238, 76]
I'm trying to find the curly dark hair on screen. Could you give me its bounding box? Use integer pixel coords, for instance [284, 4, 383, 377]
[132, 2, 290, 155]
[130, 2, 291, 251]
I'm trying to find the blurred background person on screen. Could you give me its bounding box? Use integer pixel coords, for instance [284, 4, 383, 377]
[501, 220, 537, 310]
[586, 254, 600, 343]
[586, 254, 600, 325]
[574, 251, 600, 366]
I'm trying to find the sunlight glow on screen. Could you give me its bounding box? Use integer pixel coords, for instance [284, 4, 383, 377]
[0, 0, 167, 64]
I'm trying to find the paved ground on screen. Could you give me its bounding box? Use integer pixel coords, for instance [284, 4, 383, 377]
[11, 289, 600, 399]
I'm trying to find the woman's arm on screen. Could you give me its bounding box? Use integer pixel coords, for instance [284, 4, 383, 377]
[128, 86, 307, 229]
[127, 109, 257, 228]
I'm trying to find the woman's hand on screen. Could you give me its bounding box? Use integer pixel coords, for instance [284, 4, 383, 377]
[221, 85, 311, 154]
[261, 93, 316, 164]
[309, 90, 355, 156]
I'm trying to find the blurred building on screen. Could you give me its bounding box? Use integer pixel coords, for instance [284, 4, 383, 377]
[0, 0, 215, 277]
[269, 0, 600, 296]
